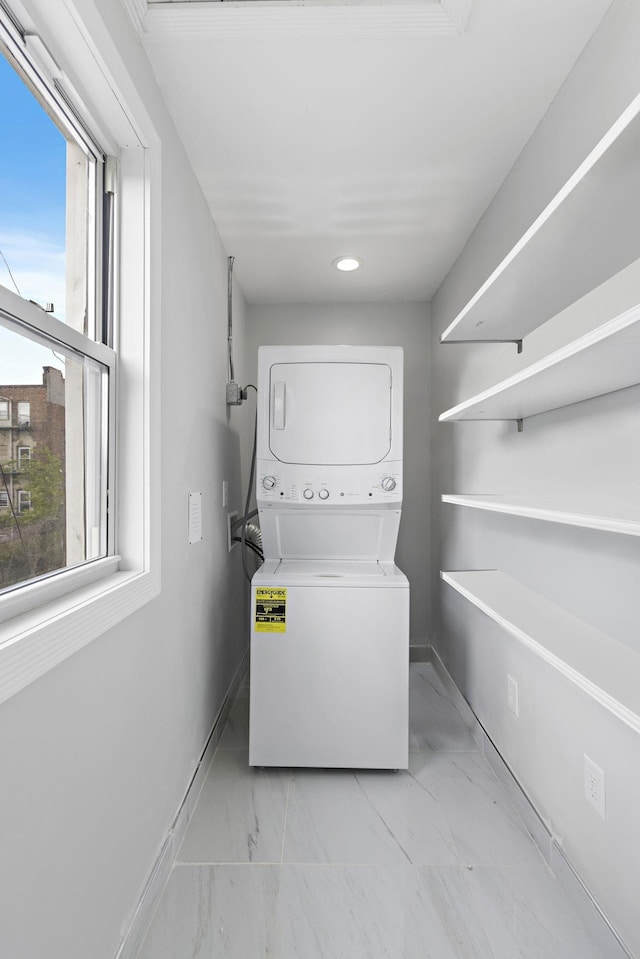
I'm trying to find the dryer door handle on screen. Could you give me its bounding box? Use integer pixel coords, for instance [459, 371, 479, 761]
[273, 381, 286, 430]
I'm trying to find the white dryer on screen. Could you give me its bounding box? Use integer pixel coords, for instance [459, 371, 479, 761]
[249, 345, 409, 769]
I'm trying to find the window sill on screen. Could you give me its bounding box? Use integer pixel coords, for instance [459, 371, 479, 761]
[0, 561, 160, 705]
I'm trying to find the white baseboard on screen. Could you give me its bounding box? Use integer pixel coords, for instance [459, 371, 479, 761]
[430, 647, 632, 959]
[114, 650, 249, 959]
[549, 841, 633, 959]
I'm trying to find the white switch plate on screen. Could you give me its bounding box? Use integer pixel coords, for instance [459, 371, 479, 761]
[222, 480, 229, 508]
[188, 491, 202, 544]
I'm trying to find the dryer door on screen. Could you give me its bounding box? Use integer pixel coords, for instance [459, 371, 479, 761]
[268, 361, 392, 465]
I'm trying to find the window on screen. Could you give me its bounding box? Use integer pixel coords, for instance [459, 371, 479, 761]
[0, 14, 114, 594]
[0, 491, 8, 508]
[0, 0, 158, 707]
[0, 400, 8, 420]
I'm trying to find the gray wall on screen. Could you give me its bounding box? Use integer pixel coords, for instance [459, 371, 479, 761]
[431, 2, 640, 955]
[0, 2, 252, 957]
[247, 302, 432, 648]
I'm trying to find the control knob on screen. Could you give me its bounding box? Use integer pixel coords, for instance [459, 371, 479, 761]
[303, 488, 314, 500]
[381, 476, 397, 492]
[318, 489, 330, 500]
[262, 475, 277, 490]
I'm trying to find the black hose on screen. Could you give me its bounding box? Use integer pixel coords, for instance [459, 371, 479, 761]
[233, 537, 263, 560]
[240, 411, 259, 583]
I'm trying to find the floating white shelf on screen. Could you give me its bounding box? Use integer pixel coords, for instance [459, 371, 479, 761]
[441, 494, 640, 537]
[441, 570, 640, 734]
[439, 303, 640, 423]
[440, 93, 640, 344]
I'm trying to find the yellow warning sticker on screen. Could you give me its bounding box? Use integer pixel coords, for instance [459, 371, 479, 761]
[255, 587, 287, 633]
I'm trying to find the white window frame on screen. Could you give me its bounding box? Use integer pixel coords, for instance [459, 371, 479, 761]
[17, 489, 31, 512]
[0, 400, 9, 420]
[16, 445, 31, 468]
[16, 401, 30, 425]
[0, 490, 8, 508]
[0, 0, 160, 705]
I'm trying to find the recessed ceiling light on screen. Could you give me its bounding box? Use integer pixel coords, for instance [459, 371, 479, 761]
[333, 256, 362, 272]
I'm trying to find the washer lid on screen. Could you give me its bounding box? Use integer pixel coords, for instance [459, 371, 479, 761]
[254, 559, 409, 587]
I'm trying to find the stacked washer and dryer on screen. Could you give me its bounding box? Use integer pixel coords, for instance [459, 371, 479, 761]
[249, 345, 409, 770]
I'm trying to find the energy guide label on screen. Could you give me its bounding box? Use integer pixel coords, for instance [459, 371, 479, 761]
[255, 588, 287, 633]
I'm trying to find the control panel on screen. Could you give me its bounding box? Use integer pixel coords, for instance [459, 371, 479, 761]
[257, 462, 402, 506]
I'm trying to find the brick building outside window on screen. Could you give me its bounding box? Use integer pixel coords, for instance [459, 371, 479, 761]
[0, 365, 66, 586]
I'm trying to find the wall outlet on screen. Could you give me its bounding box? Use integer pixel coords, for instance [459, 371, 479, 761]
[226, 381, 245, 406]
[584, 754, 606, 820]
[507, 675, 519, 717]
[226, 510, 238, 553]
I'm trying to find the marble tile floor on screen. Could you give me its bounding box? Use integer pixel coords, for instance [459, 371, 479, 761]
[136, 665, 612, 959]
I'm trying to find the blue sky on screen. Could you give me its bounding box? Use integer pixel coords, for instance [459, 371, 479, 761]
[0, 49, 67, 308]
[0, 48, 68, 382]
[0, 51, 67, 231]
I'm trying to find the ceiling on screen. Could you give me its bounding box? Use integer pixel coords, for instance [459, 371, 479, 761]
[126, 0, 613, 304]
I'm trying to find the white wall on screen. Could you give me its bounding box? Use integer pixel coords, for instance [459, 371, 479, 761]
[0, 2, 252, 957]
[431, 2, 640, 955]
[247, 302, 431, 648]
[2, 1, 638, 956]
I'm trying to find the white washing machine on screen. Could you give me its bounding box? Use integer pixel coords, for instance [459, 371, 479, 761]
[249, 345, 410, 770]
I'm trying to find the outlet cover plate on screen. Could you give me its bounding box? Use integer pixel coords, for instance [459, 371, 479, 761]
[584, 754, 606, 820]
[507, 675, 519, 717]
